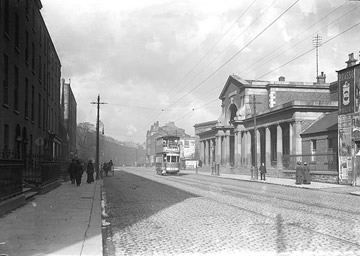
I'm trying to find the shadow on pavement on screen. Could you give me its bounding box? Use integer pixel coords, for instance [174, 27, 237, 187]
[102, 171, 199, 230]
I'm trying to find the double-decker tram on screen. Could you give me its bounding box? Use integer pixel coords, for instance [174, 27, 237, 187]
[155, 135, 180, 175]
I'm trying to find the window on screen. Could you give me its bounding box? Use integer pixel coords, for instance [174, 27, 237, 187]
[25, 31, 29, 63]
[4, 124, 9, 151]
[43, 64, 46, 85]
[311, 139, 317, 161]
[25, 0, 30, 16]
[4, 0, 9, 35]
[32, 8, 35, 30]
[38, 55, 41, 81]
[31, 86, 35, 121]
[184, 140, 189, 148]
[42, 99, 45, 130]
[14, 66, 19, 111]
[25, 79, 29, 117]
[15, 13, 20, 48]
[328, 138, 333, 149]
[3, 53, 9, 105]
[32, 43, 35, 71]
[39, 26, 42, 47]
[38, 94, 41, 127]
[311, 140, 317, 151]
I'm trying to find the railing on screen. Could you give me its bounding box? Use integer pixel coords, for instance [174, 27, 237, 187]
[0, 148, 70, 202]
[24, 154, 69, 186]
[282, 153, 338, 172]
[0, 159, 23, 201]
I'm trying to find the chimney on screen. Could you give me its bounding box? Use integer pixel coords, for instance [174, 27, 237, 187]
[278, 76, 285, 82]
[316, 71, 326, 84]
[346, 53, 357, 68]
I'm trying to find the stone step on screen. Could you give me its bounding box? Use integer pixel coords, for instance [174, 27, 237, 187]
[23, 187, 38, 200]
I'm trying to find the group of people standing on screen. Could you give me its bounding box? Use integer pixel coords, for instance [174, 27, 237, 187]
[67, 159, 95, 186]
[250, 163, 267, 181]
[295, 161, 311, 184]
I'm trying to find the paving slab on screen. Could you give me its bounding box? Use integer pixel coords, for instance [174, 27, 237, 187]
[0, 175, 102, 256]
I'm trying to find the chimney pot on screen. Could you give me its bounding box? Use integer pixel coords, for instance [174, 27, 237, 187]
[346, 52, 358, 67]
[279, 76, 285, 82]
[316, 71, 326, 84]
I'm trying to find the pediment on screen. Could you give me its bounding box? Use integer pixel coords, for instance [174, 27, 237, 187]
[218, 75, 250, 99]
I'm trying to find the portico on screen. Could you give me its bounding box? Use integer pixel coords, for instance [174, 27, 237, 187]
[195, 74, 337, 176]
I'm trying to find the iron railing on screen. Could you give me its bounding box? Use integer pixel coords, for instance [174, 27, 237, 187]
[0, 148, 70, 202]
[0, 159, 23, 201]
[282, 153, 338, 172]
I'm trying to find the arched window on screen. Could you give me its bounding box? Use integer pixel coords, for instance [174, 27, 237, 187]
[229, 104, 238, 124]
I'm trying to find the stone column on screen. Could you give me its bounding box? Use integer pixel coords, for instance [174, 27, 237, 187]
[265, 127, 271, 167]
[225, 130, 230, 166]
[292, 121, 302, 162]
[235, 129, 242, 167]
[240, 131, 244, 165]
[256, 128, 261, 167]
[277, 124, 283, 169]
[204, 140, 208, 167]
[216, 131, 223, 164]
[234, 130, 238, 167]
[200, 140, 204, 165]
[210, 139, 214, 165]
[245, 131, 251, 166]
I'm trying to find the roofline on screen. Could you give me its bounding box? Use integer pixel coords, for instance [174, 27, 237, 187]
[194, 120, 217, 127]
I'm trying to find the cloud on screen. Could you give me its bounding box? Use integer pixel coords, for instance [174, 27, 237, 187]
[41, 0, 360, 143]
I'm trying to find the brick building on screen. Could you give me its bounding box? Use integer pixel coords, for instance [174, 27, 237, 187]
[298, 111, 338, 183]
[60, 78, 77, 160]
[146, 121, 193, 167]
[195, 73, 338, 180]
[0, 0, 62, 159]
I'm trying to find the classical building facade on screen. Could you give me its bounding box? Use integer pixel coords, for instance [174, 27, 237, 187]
[0, 0, 62, 159]
[196, 74, 338, 178]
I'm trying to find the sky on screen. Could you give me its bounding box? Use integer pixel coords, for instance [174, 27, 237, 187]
[41, 0, 360, 144]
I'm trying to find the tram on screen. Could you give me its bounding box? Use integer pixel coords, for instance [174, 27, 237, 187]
[155, 135, 180, 175]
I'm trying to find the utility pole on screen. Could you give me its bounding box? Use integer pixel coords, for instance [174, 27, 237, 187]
[249, 95, 261, 180]
[313, 34, 322, 79]
[91, 95, 107, 180]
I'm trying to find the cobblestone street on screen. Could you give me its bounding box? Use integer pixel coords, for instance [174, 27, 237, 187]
[102, 168, 360, 256]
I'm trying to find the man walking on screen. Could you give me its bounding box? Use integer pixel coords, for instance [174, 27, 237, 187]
[75, 160, 83, 186]
[68, 159, 77, 184]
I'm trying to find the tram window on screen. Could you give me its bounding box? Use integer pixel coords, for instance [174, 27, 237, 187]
[171, 156, 176, 162]
[167, 156, 171, 162]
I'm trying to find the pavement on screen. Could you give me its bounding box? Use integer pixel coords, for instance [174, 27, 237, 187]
[0, 174, 102, 256]
[0, 167, 359, 256]
[181, 169, 360, 196]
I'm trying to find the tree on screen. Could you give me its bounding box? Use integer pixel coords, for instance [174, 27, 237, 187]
[77, 122, 96, 161]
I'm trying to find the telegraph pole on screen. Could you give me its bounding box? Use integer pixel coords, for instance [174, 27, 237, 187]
[91, 95, 107, 180]
[249, 95, 261, 180]
[313, 34, 322, 79]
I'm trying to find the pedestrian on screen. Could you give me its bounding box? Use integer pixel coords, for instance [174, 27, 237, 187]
[86, 159, 95, 184]
[303, 162, 311, 184]
[67, 159, 77, 184]
[75, 159, 83, 186]
[259, 162, 266, 181]
[295, 161, 303, 185]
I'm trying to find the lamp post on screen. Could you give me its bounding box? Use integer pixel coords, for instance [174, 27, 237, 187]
[252, 95, 259, 180]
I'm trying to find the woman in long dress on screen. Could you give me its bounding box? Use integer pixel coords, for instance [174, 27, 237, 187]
[86, 160, 95, 184]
